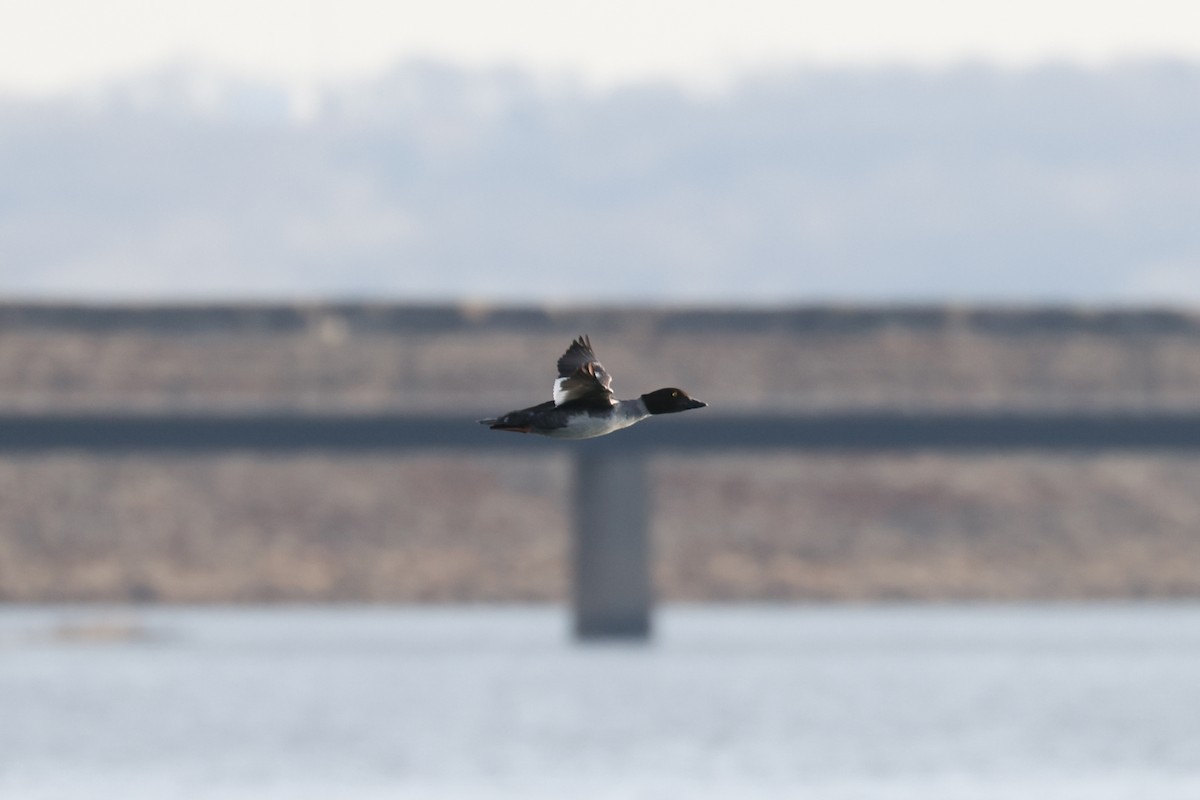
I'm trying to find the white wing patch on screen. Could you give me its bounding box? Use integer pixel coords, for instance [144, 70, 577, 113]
[553, 377, 571, 406]
[552, 373, 615, 407]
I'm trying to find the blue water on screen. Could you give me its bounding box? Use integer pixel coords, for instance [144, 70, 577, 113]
[2, 604, 1198, 799]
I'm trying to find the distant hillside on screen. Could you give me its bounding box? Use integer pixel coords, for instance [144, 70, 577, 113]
[2, 60, 1199, 302]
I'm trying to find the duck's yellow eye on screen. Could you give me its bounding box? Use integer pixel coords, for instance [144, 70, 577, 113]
[671, 390, 679, 397]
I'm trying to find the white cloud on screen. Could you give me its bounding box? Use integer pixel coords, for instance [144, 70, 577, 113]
[4, 0, 1200, 97]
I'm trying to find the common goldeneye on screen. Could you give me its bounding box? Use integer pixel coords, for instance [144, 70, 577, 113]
[479, 335, 706, 439]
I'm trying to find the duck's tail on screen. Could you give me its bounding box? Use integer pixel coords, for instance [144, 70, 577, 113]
[478, 415, 532, 433]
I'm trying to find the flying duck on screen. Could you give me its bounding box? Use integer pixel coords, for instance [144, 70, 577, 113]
[479, 335, 706, 439]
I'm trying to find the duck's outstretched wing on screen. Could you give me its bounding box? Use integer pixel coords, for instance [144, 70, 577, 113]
[552, 335, 615, 407]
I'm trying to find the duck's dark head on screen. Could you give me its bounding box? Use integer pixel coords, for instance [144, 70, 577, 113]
[640, 387, 707, 415]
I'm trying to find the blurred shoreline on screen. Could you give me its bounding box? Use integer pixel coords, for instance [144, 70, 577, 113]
[2, 303, 1199, 604]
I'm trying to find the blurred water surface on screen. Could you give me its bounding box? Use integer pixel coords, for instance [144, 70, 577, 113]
[1, 604, 1198, 799]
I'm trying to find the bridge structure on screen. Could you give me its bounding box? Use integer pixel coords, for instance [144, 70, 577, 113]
[4, 411, 1200, 638]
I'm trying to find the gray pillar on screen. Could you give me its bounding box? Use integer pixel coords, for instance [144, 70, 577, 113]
[572, 451, 652, 640]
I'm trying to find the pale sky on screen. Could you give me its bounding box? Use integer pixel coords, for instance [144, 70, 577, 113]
[4, 0, 1200, 96]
